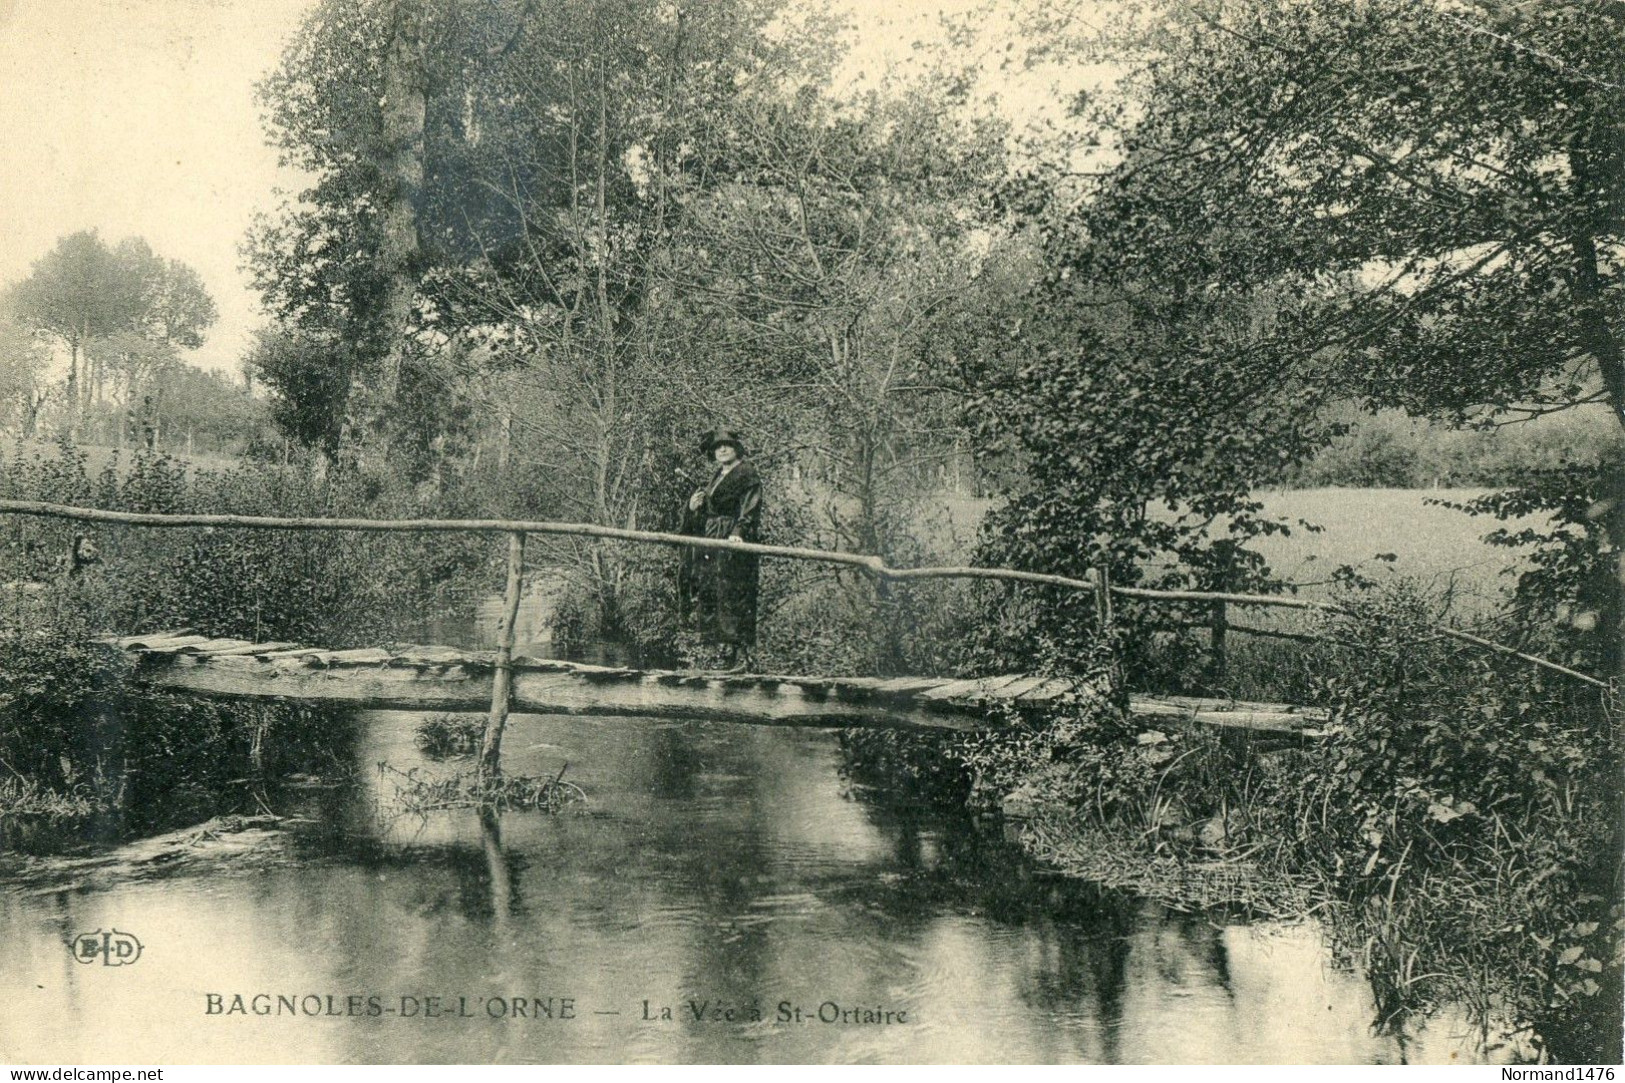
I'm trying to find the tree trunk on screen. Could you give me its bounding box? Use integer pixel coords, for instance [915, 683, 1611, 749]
[65, 339, 80, 442]
[497, 405, 512, 471]
[375, 0, 428, 406]
[1571, 230, 1625, 682]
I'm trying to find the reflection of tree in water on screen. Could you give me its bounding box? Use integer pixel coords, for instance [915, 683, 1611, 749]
[640, 723, 779, 1049]
[837, 787, 1252, 1060]
[285, 830, 529, 923]
[294, 715, 1307, 1061]
[831, 795, 1142, 1050]
[646, 722, 706, 802]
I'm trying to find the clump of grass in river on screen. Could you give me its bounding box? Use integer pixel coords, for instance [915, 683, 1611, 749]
[378, 762, 586, 815]
[414, 713, 485, 759]
[0, 777, 107, 824]
[1019, 812, 1316, 921]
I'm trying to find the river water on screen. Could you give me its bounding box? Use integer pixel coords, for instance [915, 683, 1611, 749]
[0, 711, 1516, 1064]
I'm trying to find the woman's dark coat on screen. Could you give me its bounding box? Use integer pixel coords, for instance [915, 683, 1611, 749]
[678, 460, 763, 647]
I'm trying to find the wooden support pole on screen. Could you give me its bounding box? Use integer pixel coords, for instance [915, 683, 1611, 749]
[479, 530, 526, 782]
[1210, 597, 1228, 680]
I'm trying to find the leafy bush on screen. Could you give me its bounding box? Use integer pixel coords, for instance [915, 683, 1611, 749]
[0, 441, 494, 647]
[414, 713, 484, 759]
[1445, 453, 1621, 678]
[1267, 583, 1623, 1061]
[836, 726, 973, 807]
[1288, 408, 1622, 490]
[0, 609, 355, 847]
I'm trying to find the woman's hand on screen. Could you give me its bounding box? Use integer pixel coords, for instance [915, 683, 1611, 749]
[688, 491, 705, 511]
[728, 534, 743, 544]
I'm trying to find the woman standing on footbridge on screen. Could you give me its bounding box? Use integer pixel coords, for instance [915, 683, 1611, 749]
[679, 428, 763, 672]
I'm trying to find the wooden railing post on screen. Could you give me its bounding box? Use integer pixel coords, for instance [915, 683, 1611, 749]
[1210, 597, 1228, 681]
[479, 530, 526, 782]
[1093, 564, 1113, 632]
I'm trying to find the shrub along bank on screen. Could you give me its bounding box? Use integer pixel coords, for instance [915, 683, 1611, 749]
[0, 610, 355, 852]
[0, 440, 492, 852]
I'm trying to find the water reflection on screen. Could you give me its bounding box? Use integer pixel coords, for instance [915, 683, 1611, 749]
[0, 712, 1518, 1064]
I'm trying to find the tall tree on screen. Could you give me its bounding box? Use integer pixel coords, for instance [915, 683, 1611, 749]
[670, 80, 1011, 556]
[1016, 0, 1625, 676]
[5, 231, 126, 438]
[247, 0, 773, 478]
[255, 0, 716, 474]
[0, 318, 51, 437]
[4, 231, 217, 440]
[87, 331, 182, 449]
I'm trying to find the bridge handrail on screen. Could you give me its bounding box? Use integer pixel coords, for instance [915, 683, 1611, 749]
[0, 497, 1606, 691]
[0, 500, 1348, 607]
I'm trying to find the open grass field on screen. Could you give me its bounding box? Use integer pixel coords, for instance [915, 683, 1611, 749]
[1248, 487, 1539, 610]
[931, 487, 1541, 616]
[2, 438, 244, 478]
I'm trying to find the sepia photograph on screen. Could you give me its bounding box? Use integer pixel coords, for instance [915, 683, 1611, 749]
[0, 0, 1620, 1067]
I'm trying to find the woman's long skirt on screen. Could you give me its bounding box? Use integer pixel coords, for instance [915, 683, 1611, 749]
[680, 514, 759, 647]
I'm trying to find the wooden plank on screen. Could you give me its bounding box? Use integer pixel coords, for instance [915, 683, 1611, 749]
[918, 678, 992, 702]
[207, 655, 280, 671]
[1150, 694, 1325, 720]
[716, 674, 776, 689]
[1125, 695, 1329, 734]
[872, 677, 947, 697]
[511, 656, 577, 673]
[556, 661, 627, 676]
[957, 674, 1027, 699]
[577, 667, 642, 682]
[112, 630, 191, 648]
[981, 675, 1053, 701]
[262, 648, 326, 663]
[1128, 704, 1308, 734]
[201, 641, 300, 657]
[302, 650, 350, 666]
[118, 636, 1326, 738]
[1014, 677, 1080, 703]
[185, 638, 255, 654]
[136, 663, 982, 731]
[1128, 695, 1327, 722]
[387, 646, 468, 665]
[1128, 697, 1192, 719]
[129, 635, 213, 652]
[322, 648, 395, 665]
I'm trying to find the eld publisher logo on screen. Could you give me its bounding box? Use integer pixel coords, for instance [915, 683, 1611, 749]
[71, 929, 143, 967]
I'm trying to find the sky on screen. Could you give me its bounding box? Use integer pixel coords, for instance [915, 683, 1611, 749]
[0, 0, 1093, 376]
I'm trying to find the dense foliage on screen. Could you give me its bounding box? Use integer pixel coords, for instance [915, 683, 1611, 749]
[1287, 587, 1621, 1062]
[0, 441, 491, 648]
[0, 611, 352, 847]
[1007, 0, 1625, 679]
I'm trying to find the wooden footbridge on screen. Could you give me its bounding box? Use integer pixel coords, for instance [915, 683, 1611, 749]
[101, 629, 1331, 736]
[1, 497, 1600, 776]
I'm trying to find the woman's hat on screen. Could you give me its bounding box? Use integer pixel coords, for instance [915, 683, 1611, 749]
[699, 428, 747, 456]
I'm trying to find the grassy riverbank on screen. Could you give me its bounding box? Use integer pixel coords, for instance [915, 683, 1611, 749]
[839, 577, 1622, 1063]
[0, 605, 361, 852]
